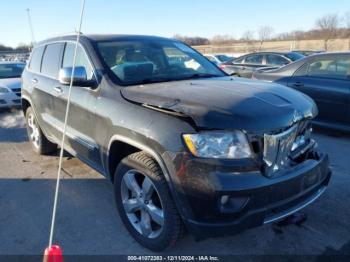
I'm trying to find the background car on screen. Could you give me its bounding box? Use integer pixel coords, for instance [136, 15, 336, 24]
[253, 52, 350, 132]
[0, 61, 25, 108]
[204, 54, 233, 65]
[220, 51, 305, 78]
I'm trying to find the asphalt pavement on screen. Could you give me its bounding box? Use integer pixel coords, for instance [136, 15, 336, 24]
[0, 108, 349, 258]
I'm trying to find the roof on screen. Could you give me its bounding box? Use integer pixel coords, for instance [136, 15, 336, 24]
[246, 51, 300, 55]
[37, 33, 175, 46]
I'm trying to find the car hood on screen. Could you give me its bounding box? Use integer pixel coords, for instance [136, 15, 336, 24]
[0, 78, 21, 90]
[121, 77, 317, 132]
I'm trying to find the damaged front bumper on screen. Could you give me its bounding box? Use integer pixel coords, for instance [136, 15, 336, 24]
[165, 148, 331, 239]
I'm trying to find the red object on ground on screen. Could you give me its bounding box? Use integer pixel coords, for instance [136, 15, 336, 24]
[43, 245, 63, 262]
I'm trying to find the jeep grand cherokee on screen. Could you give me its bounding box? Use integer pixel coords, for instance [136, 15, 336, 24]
[21, 34, 331, 251]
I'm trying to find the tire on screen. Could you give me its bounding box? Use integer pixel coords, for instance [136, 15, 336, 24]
[114, 152, 184, 251]
[25, 107, 57, 155]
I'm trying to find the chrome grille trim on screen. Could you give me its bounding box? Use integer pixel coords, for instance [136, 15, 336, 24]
[263, 124, 299, 176]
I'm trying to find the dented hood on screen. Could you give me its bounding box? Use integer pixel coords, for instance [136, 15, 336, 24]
[121, 77, 317, 132]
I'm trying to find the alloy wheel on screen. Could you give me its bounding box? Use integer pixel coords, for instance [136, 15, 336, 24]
[121, 170, 164, 239]
[27, 113, 40, 149]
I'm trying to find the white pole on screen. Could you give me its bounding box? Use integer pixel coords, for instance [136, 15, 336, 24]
[26, 8, 36, 46]
[48, 0, 86, 248]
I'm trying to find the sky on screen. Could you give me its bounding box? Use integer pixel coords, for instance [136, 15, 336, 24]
[2, 0, 350, 47]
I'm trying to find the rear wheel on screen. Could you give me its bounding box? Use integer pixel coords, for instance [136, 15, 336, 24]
[114, 152, 184, 251]
[25, 107, 57, 155]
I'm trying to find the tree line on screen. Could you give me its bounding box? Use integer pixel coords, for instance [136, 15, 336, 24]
[0, 44, 30, 52]
[174, 12, 350, 50]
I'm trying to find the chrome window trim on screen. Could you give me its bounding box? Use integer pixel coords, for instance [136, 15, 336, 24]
[27, 39, 99, 87]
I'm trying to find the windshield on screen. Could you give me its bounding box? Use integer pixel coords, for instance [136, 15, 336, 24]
[0, 63, 25, 79]
[96, 39, 225, 85]
[285, 52, 305, 61]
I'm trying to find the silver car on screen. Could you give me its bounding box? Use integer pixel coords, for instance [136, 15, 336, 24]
[0, 61, 25, 108]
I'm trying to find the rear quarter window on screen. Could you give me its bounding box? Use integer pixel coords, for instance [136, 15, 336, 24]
[29, 46, 45, 73]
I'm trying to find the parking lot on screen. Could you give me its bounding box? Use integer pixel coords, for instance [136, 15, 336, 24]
[0, 108, 349, 257]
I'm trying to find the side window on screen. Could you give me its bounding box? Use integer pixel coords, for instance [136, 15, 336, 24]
[244, 55, 263, 65]
[307, 57, 350, 80]
[266, 55, 289, 66]
[233, 57, 244, 64]
[41, 43, 63, 78]
[29, 46, 45, 73]
[62, 43, 94, 81]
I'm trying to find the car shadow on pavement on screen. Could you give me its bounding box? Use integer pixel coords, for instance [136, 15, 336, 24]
[0, 178, 151, 256]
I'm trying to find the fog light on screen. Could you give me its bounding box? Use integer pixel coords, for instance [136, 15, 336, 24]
[219, 196, 249, 214]
[221, 195, 230, 205]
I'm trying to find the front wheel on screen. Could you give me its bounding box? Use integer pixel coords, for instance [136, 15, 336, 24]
[114, 152, 184, 251]
[25, 107, 57, 155]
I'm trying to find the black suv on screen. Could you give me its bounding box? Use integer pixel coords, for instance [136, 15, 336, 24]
[22, 34, 331, 251]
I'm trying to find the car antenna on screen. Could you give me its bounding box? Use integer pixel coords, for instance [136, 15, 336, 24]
[25, 8, 36, 49]
[43, 0, 86, 261]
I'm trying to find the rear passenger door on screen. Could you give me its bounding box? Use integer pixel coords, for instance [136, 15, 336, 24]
[288, 55, 350, 127]
[52, 42, 102, 170]
[30, 43, 64, 138]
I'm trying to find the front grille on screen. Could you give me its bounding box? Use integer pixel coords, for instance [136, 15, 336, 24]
[12, 99, 21, 104]
[0, 99, 6, 104]
[263, 124, 299, 177]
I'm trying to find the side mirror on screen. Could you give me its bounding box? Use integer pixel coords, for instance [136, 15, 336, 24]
[59, 66, 93, 87]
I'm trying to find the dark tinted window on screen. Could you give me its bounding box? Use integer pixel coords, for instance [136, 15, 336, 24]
[266, 55, 289, 66]
[29, 46, 45, 72]
[62, 42, 94, 80]
[41, 43, 63, 78]
[245, 55, 263, 65]
[285, 52, 305, 61]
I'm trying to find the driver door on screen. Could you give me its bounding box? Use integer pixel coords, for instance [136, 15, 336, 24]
[52, 42, 103, 170]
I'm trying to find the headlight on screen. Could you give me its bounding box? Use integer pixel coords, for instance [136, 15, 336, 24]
[0, 87, 9, 93]
[183, 131, 252, 159]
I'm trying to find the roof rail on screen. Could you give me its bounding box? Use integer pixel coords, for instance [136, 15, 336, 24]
[45, 31, 84, 39]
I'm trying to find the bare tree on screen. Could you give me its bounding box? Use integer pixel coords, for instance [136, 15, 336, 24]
[241, 30, 256, 52]
[258, 26, 273, 50]
[315, 14, 339, 50]
[211, 34, 236, 45]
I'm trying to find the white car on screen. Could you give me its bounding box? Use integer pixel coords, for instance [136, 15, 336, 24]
[204, 54, 233, 65]
[0, 61, 25, 108]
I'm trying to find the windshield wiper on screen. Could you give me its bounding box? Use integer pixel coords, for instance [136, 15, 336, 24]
[131, 74, 221, 85]
[182, 73, 221, 80]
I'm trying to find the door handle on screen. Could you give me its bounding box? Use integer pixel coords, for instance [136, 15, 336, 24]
[31, 78, 38, 84]
[292, 82, 304, 87]
[53, 86, 63, 94]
